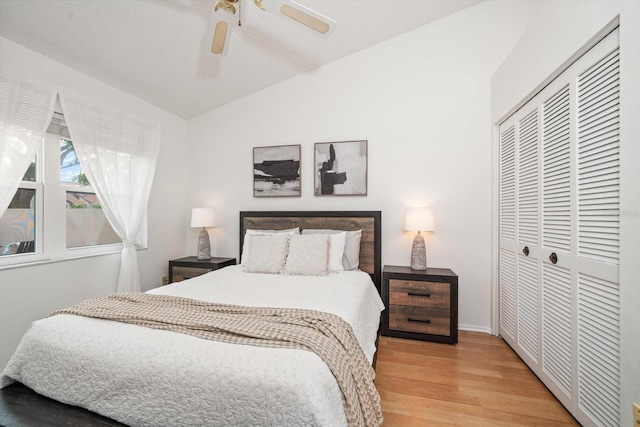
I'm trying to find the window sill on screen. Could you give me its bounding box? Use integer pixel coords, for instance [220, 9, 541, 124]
[0, 246, 147, 271]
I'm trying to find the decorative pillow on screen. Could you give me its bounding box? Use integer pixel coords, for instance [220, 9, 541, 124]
[284, 234, 330, 276]
[299, 230, 346, 272]
[243, 234, 291, 274]
[301, 229, 362, 271]
[241, 227, 299, 265]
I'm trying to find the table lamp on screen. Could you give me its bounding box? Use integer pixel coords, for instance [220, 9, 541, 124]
[404, 207, 435, 270]
[191, 208, 216, 260]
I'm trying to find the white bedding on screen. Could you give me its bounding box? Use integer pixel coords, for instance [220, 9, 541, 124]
[1, 266, 384, 427]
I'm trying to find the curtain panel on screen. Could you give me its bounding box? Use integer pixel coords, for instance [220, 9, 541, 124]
[60, 94, 161, 292]
[0, 75, 56, 216]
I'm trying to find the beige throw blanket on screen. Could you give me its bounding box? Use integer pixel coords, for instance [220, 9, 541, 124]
[51, 292, 383, 427]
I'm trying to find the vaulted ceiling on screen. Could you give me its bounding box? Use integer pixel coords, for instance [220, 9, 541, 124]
[0, 0, 483, 119]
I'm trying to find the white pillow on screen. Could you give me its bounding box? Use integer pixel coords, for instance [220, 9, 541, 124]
[342, 229, 362, 270]
[284, 234, 330, 276]
[302, 229, 362, 271]
[300, 229, 345, 272]
[241, 227, 299, 265]
[243, 234, 290, 274]
[327, 232, 346, 272]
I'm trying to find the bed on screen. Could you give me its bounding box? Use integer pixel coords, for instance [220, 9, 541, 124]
[0, 210, 384, 427]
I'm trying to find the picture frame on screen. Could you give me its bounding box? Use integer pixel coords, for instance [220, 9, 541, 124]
[314, 140, 367, 196]
[253, 144, 301, 197]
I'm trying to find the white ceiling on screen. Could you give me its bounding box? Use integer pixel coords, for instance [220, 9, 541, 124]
[0, 0, 482, 119]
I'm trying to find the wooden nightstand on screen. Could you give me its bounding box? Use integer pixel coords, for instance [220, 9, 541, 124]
[168, 256, 236, 283]
[382, 265, 458, 344]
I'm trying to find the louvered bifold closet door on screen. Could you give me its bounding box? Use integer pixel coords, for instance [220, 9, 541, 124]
[541, 83, 574, 404]
[499, 124, 517, 343]
[498, 106, 543, 372]
[516, 109, 540, 367]
[497, 27, 620, 427]
[575, 41, 620, 427]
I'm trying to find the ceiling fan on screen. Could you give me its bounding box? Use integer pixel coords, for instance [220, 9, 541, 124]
[211, 0, 336, 55]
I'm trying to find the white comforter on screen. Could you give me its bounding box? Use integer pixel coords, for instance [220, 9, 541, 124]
[1, 266, 384, 427]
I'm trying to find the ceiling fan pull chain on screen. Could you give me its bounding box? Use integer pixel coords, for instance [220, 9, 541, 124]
[238, 0, 242, 27]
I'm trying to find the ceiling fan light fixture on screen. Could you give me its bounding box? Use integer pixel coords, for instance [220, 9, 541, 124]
[214, 0, 238, 14]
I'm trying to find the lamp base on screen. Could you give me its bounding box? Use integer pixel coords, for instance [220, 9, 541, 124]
[410, 232, 427, 270]
[197, 227, 211, 260]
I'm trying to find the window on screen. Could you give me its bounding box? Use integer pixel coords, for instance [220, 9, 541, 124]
[0, 121, 122, 265]
[59, 138, 119, 248]
[0, 157, 40, 257]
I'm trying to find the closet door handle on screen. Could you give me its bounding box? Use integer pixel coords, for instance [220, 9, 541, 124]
[523, 246, 530, 256]
[549, 252, 558, 264]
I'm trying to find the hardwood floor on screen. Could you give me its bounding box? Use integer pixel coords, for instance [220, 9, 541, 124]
[375, 331, 580, 426]
[0, 330, 578, 426]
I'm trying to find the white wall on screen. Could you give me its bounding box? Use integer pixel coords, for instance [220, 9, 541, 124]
[491, 1, 640, 425]
[186, 1, 541, 333]
[0, 37, 189, 370]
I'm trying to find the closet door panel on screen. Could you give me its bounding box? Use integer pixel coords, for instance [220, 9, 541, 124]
[575, 43, 621, 427]
[499, 123, 517, 343]
[577, 48, 621, 269]
[499, 248, 517, 342]
[500, 124, 516, 248]
[518, 109, 540, 248]
[516, 108, 540, 366]
[541, 263, 573, 402]
[540, 81, 574, 404]
[516, 254, 538, 362]
[577, 273, 620, 427]
[542, 84, 572, 260]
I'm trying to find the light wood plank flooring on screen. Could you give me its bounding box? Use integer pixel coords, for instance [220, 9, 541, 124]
[375, 331, 579, 426]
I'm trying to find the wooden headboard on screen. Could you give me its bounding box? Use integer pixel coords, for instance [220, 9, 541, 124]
[240, 211, 382, 293]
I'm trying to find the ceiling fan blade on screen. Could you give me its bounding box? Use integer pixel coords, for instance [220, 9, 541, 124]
[256, 0, 336, 37]
[211, 21, 230, 55]
[281, 4, 331, 35]
[211, 0, 237, 56]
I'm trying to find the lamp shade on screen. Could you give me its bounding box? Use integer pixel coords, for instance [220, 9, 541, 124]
[190, 208, 216, 228]
[404, 208, 435, 232]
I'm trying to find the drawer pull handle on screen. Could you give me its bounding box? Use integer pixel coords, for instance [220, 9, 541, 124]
[549, 252, 558, 264]
[408, 292, 431, 298]
[523, 246, 529, 256]
[407, 318, 431, 324]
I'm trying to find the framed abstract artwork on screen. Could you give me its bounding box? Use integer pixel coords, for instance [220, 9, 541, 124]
[314, 140, 367, 196]
[253, 144, 301, 197]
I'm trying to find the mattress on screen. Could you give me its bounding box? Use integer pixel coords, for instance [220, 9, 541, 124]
[1, 266, 385, 426]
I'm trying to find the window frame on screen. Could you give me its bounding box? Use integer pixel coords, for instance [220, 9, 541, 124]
[0, 131, 128, 269]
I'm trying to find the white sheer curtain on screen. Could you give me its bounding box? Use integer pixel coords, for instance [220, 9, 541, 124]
[0, 75, 56, 216]
[60, 93, 161, 292]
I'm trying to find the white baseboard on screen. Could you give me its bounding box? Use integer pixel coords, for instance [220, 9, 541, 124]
[459, 324, 495, 335]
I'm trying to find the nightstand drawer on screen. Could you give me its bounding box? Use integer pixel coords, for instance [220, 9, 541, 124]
[389, 279, 450, 309]
[388, 305, 450, 336]
[172, 266, 213, 282]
